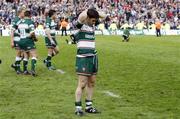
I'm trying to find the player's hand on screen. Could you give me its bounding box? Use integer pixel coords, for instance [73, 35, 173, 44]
[50, 40, 56, 46]
[32, 36, 38, 42]
[78, 10, 88, 24]
[98, 11, 107, 19]
[11, 42, 14, 48]
[31, 33, 38, 42]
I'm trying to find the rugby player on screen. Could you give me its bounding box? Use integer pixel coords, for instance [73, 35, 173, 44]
[10, 8, 25, 74]
[74, 8, 106, 116]
[18, 10, 38, 76]
[43, 10, 59, 70]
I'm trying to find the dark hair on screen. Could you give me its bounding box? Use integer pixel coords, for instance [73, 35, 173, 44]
[24, 10, 31, 17]
[48, 10, 56, 17]
[87, 9, 99, 19]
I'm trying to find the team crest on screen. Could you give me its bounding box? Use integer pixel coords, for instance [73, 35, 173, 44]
[82, 67, 86, 71]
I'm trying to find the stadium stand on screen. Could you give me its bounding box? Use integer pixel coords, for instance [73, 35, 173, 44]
[0, 0, 179, 31]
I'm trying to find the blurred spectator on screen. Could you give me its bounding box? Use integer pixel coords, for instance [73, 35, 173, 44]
[109, 21, 118, 31]
[135, 21, 146, 30]
[61, 18, 68, 36]
[155, 20, 162, 37]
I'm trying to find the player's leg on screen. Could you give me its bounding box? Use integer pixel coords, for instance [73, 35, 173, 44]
[75, 75, 88, 116]
[122, 35, 126, 42]
[45, 48, 58, 70]
[13, 41, 25, 74]
[30, 49, 38, 76]
[22, 51, 30, 75]
[127, 36, 130, 42]
[11, 48, 22, 71]
[86, 75, 96, 101]
[85, 54, 99, 113]
[44, 37, 53, 68]
[53, 46, 59, 56]
[72, 34, 77, 44]
[44, 48, 53, 67]
[44, 38, 59, 70]
[85, 76, 100, 113]
[49, 46, 59, 70]
[14, 49, 23, 74]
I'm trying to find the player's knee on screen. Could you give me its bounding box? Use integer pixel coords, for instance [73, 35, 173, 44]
[80, 80, 87, 89]
[77, 84, 85, 90]
[88, 80, 95, 87]
[81, 86, 86, 90]
[81, 83, 86, 90]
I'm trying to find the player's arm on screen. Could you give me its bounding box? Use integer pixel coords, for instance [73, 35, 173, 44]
[10, 21, 16, 48]
[76, 10, 88, 29]
[45, 28, 55, 44]
[29, 22, 38, 42]
[10, 29, 15, 48]
[45, 22, 55, 44]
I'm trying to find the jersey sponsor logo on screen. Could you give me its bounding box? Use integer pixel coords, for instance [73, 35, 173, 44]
[85, 34, 95, 39]
[81, 25, 94, 32]
[18, 24, 29, 29]
[14, 37, 20, 41]
[77, 41, 95, 48]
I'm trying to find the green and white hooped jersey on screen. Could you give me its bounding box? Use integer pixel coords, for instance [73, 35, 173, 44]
[77, 24, 96, 57]
[17, 18, 35, 39]
[45, 17, 56, 37]
[12, 16, 21, 41]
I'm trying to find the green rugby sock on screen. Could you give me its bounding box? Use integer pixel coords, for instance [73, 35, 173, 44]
[46, 55, 52, 67]
[85, 99, 93, 109]
[23, 60, 28, 71]
[75, 101, 82, 110]
[46, 56, 52, 61]
[31, 58, 37, 71]
[15, 61, 21, 71]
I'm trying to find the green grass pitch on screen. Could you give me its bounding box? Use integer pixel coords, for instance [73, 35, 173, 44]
[0, 35, 180, 119]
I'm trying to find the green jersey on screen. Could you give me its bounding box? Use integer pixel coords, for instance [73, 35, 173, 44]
[17, 18, 36, 51]
[17, 18, 35, 40]
[45, 17, 56, 37]
[12, 16, 21, 41]
[123, 29, 130, 37]
[76, 24, 96, 56]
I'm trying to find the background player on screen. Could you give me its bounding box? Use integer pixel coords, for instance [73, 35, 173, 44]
[122, 28, 130, 42]
[43, 10, 59, 70]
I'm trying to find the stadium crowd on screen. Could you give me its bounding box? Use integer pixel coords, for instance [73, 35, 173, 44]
[0, 0, 179, 31]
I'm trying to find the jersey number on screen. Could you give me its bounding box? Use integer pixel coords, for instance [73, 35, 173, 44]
[19, 29, 26, 38]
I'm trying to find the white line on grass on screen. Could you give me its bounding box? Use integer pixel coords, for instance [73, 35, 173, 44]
[56, 69, 66, 74]
[102, 91, 120, 98]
